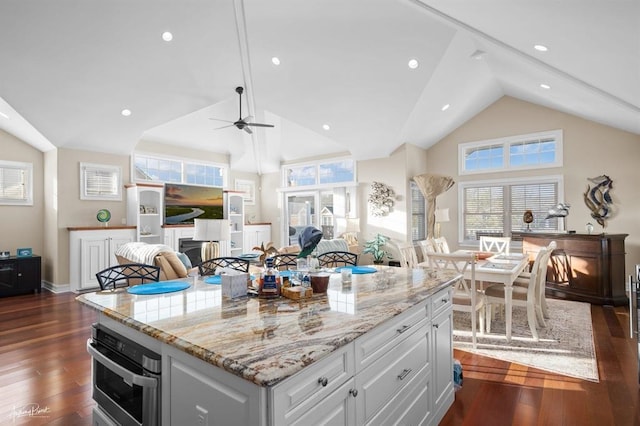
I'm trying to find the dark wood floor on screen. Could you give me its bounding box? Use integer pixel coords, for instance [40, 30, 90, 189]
[0, 292, 638, 425]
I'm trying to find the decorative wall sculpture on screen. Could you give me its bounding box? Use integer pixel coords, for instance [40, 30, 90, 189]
[583, 175, 614, 228]
[368, 182, 395, 216]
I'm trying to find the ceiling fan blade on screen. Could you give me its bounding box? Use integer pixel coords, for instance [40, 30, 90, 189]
[245, 122, 275, 128]
[243, 126, 253, 134]
[214, 124, 234, 130]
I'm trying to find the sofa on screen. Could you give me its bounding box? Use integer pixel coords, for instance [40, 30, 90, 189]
[115, 242, 190, 281]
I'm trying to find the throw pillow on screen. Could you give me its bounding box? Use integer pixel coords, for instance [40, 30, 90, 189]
[176, 252, 193, 269]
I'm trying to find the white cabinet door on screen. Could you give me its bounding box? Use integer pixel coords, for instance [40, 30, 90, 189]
[432, 307, 454, 424]
[80, 237, 109, 290]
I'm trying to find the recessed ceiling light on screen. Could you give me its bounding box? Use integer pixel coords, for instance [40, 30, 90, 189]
[121, 109, 132, 117]
[271, 57, 281, 66]
[322, 124, 331, 131]
[162, 32, 173, 42]
[534, 44, 548, 52]
[0, 111, 8, 119]
[408, 58, 419, 69]
[441, 104, 450, 111]
[540, 83, 551, 90]
[470, 49, 486, 60]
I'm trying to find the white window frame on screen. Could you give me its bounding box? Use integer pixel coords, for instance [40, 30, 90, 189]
[80, 162, 122, 201]
[458, 129, 563, 175]
[132, 151, 228, 188]
[457, 174, 564, 246]
[282, 156, 356, 188]
[0, 160, 33, 206]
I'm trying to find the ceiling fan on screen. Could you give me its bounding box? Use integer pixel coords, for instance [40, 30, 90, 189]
[210, 86, 274, 134]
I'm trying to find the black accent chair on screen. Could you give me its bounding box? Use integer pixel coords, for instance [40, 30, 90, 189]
[317, 251, 358, 268]
[96, 263, 161, 291]
[198, 257, 250, 276]
[272, 253, 299, 271]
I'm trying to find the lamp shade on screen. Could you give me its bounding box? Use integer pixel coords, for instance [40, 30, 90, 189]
[193, 219, 231, 242]
[434, 208, 450, 223]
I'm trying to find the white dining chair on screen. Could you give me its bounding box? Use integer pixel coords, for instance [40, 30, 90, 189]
[416, 239, 437, 265]
[479, 236, 511, 254]
[484, 246, 550, 341]
[429, 252, 484, 348]
[514, 241, 557, 322]
[395, 242, 419, 268]
[433, 237, 450, 254]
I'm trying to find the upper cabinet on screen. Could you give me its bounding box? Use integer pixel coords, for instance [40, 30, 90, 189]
[126, 183, 164, 244]
[224, 191, 245, 255]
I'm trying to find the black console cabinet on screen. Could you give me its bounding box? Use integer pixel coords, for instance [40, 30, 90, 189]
[0, 255, 42, 297]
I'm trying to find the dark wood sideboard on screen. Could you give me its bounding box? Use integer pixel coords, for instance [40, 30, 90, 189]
[0, 255, 42, 297]
[513, 232, 628, 306]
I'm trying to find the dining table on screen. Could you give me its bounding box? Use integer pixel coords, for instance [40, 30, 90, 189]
[456, 251, 530, 342]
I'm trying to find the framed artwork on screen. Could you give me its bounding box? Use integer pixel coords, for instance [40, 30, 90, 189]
[235, 179, 255, 205]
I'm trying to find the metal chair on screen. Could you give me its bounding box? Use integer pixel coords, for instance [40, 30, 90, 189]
[317, 251, 357, 267]
[272, 253, 299, 271]
[96, 263, 161, 291]
[198, 257, 250, 276]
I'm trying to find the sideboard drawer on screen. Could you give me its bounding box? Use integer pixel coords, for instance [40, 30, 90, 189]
[272, 342, 354, 423]
[355, 301, 428, 371]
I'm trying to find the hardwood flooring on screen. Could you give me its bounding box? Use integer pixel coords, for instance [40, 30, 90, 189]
[0, 292, 638, 425]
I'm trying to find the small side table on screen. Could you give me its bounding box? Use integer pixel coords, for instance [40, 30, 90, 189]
[0, 255, 42, 297]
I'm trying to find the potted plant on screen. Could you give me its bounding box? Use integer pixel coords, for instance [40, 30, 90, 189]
[363, 233, 392, 264]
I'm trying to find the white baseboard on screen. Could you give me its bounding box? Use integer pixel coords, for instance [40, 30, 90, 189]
[42, 280, 71, 293]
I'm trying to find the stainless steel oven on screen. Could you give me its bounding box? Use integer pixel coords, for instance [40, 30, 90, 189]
[87, 323, 161, 426]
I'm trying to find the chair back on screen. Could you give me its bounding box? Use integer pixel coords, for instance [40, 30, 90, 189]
[479, 236, 511, 254]
[525, 246, 551, 301]
[96, 263, 161, 291]
[317, 251, 357, 267]
[272, 253, 299, 270]
[198, 257, 250, 276]
[417, 239, 436, 262]
[395, 242, 418, 268]
[535, 241, 556, 303]
[433, 237, 450, 253]
[428, 252, 475, 296]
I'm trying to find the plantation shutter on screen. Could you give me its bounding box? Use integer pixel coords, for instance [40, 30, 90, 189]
[0, 163, 29, 202]
[463, 185, 504, 241]
[81, 163, 122, 200]
[410, 182, 426, 241]
[510, 182, 558, 234]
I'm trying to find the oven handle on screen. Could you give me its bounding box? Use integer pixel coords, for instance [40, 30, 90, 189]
[87, 339, 158, 389]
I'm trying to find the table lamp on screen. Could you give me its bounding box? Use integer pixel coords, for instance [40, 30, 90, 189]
[193, 219, 231, 262]
[336, 217, 360, 246]
[434, 208, 450, 238]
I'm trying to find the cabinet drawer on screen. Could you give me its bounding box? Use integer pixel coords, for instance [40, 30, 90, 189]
[432, 287, 452, 318]
[273, 343, 354, 423]
[355, 301, 428, 371]
[357, 321, 430, 423]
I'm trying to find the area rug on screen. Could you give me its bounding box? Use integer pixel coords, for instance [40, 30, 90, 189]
[453, 298, 599, 382]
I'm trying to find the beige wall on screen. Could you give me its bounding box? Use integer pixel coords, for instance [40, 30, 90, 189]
[0, 129, 44, 260]
[427, 96, 640, 277]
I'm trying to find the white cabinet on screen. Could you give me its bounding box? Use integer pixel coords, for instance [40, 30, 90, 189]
[431, 287, 454, 423]
[224, 191, 245, 256]
[126, 183, 164, 244]
[69, 228, 135, 292]
[244, 224, 272, 251]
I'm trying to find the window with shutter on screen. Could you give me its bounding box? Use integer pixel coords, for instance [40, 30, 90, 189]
[80, 163, 122, 201]
[410, 181, 426, 241]
[0, 160, 33, 205]
[459, 175, 563, 244]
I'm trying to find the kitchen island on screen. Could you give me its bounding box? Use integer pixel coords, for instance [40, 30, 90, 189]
[78, 266, 460, 425]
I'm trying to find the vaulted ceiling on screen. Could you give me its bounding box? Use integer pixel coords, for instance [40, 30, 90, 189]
[1, 0, 638, 174]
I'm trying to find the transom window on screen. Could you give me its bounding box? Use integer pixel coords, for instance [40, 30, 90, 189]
[284, 158, 355, 187]
[134, 153, 226, 187]
[0, 160, 33, 205]
[459, 130, 562, 174]
[458, 175, 564, 244]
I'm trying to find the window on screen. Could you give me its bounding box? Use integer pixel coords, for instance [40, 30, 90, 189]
[134, 153, 226, 187]
[459, 130, 562, 174]
[458, 175, 563, 244]
[410, 181, 426, 241]
[285, 158, 355, 187]
[0, 160, 33, 205]
[80, 163, 122, 201]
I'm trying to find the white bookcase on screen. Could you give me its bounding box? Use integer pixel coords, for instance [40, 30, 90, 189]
[126, 183, 164, 244]
[224, 191, 245, 256]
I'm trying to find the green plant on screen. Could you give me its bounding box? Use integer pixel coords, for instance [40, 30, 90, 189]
[363, 233, 392, 263]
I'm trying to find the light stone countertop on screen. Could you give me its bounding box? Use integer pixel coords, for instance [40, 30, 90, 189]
[77, 266, 459, 387]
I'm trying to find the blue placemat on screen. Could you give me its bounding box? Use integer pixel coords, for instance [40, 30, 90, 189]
[238, 253, 260, 259]
[127, 281, 190, 295]
[335, 266, 377, 274]
[204, 275, 255, 285]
